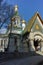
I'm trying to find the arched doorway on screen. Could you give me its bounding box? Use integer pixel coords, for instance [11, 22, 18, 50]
[34, 33, 43, 51]
[34, 39, 40, 51]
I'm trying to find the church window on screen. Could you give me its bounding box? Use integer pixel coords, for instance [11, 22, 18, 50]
[13, 19, 19, 26]
[14, 21, 16, 25]
[4, 39, 8, 48]
[16, 20, 18, 25]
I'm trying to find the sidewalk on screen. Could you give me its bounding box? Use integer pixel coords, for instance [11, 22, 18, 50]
[0, 56, 43, 65]
[0, 51, 42, 63]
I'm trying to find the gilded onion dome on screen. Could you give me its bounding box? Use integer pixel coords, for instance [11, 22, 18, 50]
[22, 20, 26, 24]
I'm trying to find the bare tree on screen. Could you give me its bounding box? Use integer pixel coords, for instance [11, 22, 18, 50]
[0, 0, 14, 29]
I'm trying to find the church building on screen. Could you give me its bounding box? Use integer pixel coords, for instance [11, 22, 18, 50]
[0, 5, 43, 53]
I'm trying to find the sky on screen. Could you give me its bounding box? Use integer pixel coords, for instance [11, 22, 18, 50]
[6, 0, 43, 22]
[0, 0, 43, 33]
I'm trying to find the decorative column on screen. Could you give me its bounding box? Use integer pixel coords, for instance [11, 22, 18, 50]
[0, 39, 1, 52]
[9, 37, 15, 52]
[40, 40, 43, 52]
[2, 40, 4, 52]
[29, 39, 35, 51]
[5, 39, 8, 48]
[29, 33, 35, 51]
[0, 39, 1, 46]
[17, 36, 23, 52]
[17, 36, 20, 52]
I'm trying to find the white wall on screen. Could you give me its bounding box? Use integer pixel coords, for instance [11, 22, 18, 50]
[0, 38, 8, 52]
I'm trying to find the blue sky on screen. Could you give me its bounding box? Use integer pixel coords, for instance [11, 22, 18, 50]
[0, 0, 43, 33]
[6, 0, 43, 22]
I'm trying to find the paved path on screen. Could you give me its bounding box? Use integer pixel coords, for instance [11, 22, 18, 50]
[0, 56, 43, 65]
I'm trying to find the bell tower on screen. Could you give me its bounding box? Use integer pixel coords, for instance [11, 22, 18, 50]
[11, 5, 21, 28]
[10, 5, 22, 34]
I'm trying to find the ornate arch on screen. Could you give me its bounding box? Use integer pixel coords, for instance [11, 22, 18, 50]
[33, 32, 43, 41]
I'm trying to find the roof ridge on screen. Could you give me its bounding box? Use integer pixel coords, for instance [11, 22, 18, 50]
[23, 12, 43, 34]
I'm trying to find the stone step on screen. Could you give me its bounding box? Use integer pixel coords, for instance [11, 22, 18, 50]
[36, 51, 43, 55]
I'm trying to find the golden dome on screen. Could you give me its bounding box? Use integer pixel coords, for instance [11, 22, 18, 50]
[22, 20, 26, 24]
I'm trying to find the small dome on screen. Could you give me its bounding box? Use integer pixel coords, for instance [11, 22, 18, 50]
[22, 20, 26, 24]
[14, 5, 18, 12]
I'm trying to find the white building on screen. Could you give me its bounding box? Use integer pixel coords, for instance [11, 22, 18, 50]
[0, 5, 26, 52]
[0, 5, 43, 53]
[23, 12, 43, 52]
